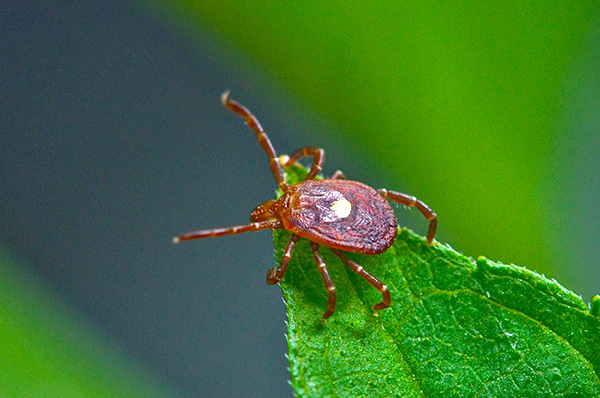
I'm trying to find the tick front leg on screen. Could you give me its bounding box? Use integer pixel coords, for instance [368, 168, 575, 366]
[378, 188, 437, 244]
[221, 91, 289, 192]
[331, 249, 391, 314]
[173, 220, 283, 243]
[266, 234, 301, 285]
[310, 241, 336, 320]
[283, 146, 325, 180]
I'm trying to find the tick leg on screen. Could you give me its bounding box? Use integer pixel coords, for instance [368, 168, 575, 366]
[310, 241, 336, 320]
[331, 249, 391, 313]
[283, 146, 325, 180]
[173, 220, 282, 243]
[378, 189, 437, 245]
[330, 170, 345, 180]
[266, 234, 301, 285]
[221, 91, 290, 192]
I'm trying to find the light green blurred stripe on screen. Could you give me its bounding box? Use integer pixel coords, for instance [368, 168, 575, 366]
[0, 246, 179, 398]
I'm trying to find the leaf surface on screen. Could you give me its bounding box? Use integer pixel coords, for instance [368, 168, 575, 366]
[275, 167, 600, 397]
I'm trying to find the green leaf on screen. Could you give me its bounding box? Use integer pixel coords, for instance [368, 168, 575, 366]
[274, 166, 600, 397]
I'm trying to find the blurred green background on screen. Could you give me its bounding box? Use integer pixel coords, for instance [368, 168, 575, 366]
[1, 1, 598, 397]
[169, 0, 600, 293]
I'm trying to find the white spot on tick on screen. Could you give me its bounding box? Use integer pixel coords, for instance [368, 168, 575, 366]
[331, 198, 352, 218]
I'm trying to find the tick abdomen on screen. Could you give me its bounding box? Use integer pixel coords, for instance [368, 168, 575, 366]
[280, 179, 397, 254]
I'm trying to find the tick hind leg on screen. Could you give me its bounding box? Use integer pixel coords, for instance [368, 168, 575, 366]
[330, 170, 345, 180]
[266, 234, 301, 285]
[283, 146, 325, 180]
[378, 189, 437, 244]
[310, 241, 337, 320]
[221, 91, 289, 192]
[331, 249, 391, 314]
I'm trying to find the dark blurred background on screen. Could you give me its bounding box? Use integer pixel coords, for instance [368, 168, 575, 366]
[1, 1, 599, 397]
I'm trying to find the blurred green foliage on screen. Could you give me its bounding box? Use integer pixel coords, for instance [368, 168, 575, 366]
[0, 247, 178, 397]
[163, 1, 600, 297]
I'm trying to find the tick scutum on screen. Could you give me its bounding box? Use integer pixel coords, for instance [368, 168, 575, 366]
[279, 179, 397, 255]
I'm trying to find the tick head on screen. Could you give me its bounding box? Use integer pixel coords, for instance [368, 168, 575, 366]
[250, 199, 282, 222]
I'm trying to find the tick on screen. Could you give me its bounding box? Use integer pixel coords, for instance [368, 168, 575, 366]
[173, 92, 437, 320]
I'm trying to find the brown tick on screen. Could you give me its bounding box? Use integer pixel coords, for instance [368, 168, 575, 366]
[174, 92, 437, 320]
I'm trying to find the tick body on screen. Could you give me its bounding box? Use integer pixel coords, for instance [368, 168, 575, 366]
[280, 179, 397, 255]
[174, 92, 437, 320]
